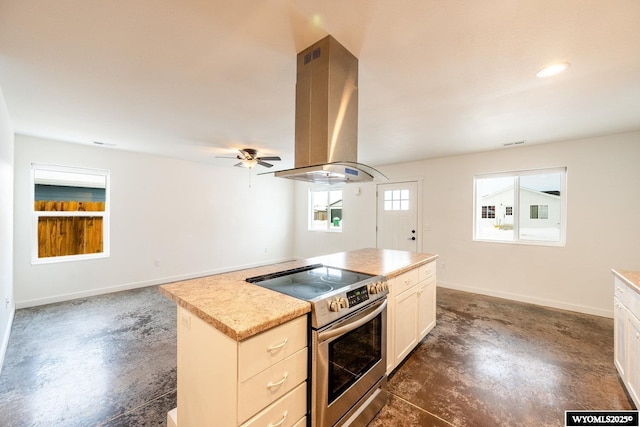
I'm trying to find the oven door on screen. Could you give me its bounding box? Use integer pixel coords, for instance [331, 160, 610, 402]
[313, 298, 387, 427]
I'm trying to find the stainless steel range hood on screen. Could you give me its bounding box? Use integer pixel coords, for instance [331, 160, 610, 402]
[274, 36, 387, 184]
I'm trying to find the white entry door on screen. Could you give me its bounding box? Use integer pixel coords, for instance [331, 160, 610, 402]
[376, 181, 418, 251]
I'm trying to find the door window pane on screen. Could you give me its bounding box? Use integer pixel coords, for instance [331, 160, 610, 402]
[383, 188, 410, 211]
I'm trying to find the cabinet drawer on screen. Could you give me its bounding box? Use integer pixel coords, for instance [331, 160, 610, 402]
[628, 285, 640, 318]
[418, 261, 436, 283]
[240, 382, 307, 427]
[239, 316, 307, 382]
[614, 278, 630, 307]
[238, 348, 308, 423]
[393, 268, 420, 296]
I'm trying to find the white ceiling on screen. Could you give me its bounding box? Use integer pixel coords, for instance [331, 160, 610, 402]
[1, 1, 639, 169]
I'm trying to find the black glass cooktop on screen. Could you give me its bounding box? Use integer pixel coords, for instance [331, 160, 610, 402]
[246, 264, 374, 301]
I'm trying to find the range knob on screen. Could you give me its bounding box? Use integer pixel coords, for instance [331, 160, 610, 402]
[328, 297, 348, 312]
[368, 282, 381, 294]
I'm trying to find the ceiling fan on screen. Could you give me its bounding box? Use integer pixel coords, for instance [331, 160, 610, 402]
[217, 148, 281, 169]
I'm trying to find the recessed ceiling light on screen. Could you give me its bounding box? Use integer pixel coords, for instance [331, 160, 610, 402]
[536, 62, 570, 78]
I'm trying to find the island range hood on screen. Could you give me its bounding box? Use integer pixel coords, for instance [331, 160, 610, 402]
[274, 36, 386, 184]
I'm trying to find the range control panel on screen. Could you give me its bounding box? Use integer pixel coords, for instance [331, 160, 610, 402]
[347, 285, 370, 307]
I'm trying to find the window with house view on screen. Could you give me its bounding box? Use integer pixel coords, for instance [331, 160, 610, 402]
[32, 163, 110, 263]
[309, 189, 343, 231]
[473, 167, 566, 245]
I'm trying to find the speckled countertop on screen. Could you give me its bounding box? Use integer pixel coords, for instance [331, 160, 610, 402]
[612, 269, 640, 294]
[160, 248, 437, 341]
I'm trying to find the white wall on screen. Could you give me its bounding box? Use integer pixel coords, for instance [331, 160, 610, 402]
[293, 132, 640, 317]
[292, 180, 377, 259]
[14, 135, 295, 307]
[0, 87, 15, 372]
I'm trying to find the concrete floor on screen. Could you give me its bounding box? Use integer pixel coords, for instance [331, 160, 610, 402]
[372, 288, 635, 426]
[0, 286, 177, 426]
[0, 286, 634, 426]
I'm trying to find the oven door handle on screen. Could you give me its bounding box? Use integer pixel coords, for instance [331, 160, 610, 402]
[318, 299, 387, 343]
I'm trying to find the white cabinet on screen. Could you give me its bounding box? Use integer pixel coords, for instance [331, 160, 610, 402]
[418, 276, 436, 339]
[612, 274, 640, 408]
[175, 308, 308, 427]
[394, 284, 419, 365]
[614, 297, 627, 377]
[627, 311, 640, 406]
[388, 261, 437, 373]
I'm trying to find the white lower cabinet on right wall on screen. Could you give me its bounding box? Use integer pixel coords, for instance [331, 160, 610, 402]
[613, 273, 640, 408]
[387, 261, 437, 374]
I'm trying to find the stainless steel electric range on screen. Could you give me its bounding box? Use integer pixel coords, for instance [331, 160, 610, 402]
[247, 264, 389, 427]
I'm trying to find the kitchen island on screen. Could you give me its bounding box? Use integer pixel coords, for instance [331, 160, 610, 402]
[160, 248, 438, 427]
[612, 269, 640, 407]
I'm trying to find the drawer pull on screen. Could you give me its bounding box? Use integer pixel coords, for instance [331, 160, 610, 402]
[404, 279, 412, 285]
[267, 338, 288, 352]
[268, 411, 288, 427]
[266, 372, 288, 389]
[637, 333, 640, 340]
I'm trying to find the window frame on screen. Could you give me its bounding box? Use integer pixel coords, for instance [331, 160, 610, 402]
[473, 167, 567, 246]
[383, 188, 410, 211]
[31, 163, 111, 264]
[308, 187, 343, 232]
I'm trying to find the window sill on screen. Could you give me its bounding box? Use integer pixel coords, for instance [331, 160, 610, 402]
[32, 252, 110, 265]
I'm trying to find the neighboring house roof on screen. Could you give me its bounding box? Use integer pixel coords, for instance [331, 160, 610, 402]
[481, 186, 560, 200]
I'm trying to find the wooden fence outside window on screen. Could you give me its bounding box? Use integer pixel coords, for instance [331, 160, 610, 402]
[35, 200, 105, 258]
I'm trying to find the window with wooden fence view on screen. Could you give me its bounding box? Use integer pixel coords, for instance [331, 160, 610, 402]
[33, 165, 109, 262]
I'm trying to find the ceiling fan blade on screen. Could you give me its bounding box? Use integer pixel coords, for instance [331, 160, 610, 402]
[257, 160, 274, 168]
[233, 162, 245, 168]
[215, 156, 239, 159]
[257, 156, 281, 161]
[239, 148, 257, 160]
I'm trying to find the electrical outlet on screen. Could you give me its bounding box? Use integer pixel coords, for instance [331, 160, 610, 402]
[5, 297, 9, 308]
[181, 314, 191, 330]
[154, 259, 161, 267]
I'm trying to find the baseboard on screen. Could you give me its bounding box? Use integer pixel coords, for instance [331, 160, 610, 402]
[0, 304, 15, 375]
[15, 256, 296, 309]
[437, 281, 613, 319]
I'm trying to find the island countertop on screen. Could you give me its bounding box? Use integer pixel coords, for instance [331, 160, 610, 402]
[160, 248, 437, 341]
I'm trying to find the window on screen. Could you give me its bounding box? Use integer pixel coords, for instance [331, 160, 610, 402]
[32, 163, 110, 263]
[473, 167, 566, 245]
[530, 205, 549, 219]
[309, 189, 342, 231]
[481, 206, 495, 219]
[384, 189, 410, 211]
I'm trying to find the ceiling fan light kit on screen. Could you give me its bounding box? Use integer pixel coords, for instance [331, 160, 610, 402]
[218, 148, 282, 169]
